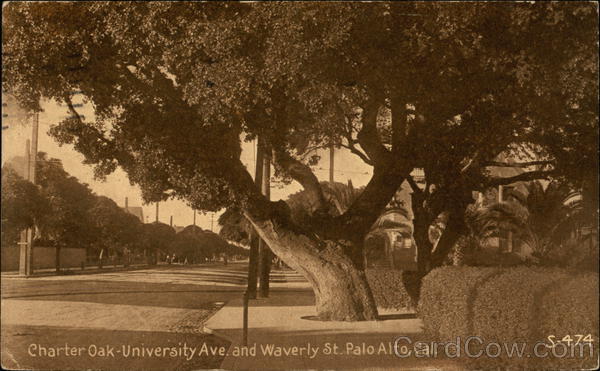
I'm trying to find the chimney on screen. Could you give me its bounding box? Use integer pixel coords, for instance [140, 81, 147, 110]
[125, 197, 129, 211]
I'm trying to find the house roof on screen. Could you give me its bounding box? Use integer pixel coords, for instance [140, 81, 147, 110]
[121, 206, 144, 223]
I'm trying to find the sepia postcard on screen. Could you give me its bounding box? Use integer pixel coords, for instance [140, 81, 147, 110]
[1, 2, 598, 370]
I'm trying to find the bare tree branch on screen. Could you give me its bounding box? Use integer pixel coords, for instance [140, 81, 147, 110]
[339, 143, 374, 166]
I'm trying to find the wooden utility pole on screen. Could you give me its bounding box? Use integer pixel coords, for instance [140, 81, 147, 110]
[258, 146, 272, 298]
[170, 215, 173, 227]
[193, 210, 196, 226]
[246, 139, 263, 299]
[29, 113, 38, 183]
[18, 140, 32, 275]
[18, 113, 39, 276]
[329, 143, 335, 184]
[155, 202, 159, 223]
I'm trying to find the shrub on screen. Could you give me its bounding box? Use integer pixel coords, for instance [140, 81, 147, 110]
[419, 266, 599, 370]
[366, 268, 413, 310]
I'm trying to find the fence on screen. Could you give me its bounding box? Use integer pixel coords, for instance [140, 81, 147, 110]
[1, 247, 86, 271]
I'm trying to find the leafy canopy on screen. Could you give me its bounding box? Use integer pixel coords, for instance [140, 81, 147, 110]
[3, 2, 597, 224]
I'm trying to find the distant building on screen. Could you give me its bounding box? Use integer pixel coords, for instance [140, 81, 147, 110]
[366, 169, 423, 271]
[366, 157, 540, 270]
[121, 197, 144, 223]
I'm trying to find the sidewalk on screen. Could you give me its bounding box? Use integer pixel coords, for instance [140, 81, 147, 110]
[0, 261, 244, 279]
[204, 290, 460, 370]
[1, 263, 152, 278]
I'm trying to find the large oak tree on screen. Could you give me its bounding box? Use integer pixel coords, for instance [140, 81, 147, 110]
[3, 2, 597, 320]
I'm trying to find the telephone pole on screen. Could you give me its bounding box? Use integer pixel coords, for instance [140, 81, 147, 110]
[258, 145, 272, 298]
[18, 140, 32, 275]
[155, 202, 159, 223]
[329, 143, 334, 184]
[30, 113, 38, 183]
[246, 138, 263, 299]
[193, 210, 196, 226]
[19, 113, 39, 276]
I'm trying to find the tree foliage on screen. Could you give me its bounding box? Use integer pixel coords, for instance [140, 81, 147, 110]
[4, 2, 595, 224]
[89, 195, 143, 254]
[141, 222, 176, 254]
[1, 167, 48, 246]
[36, 155, 97, 248]
[3, 2, 597, 320]
[174, 225, 237, 262]
[2, 153, 144, 254]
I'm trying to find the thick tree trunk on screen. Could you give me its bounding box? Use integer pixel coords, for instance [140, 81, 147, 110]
[413, 217, 433, 273]
[406, 189, 469, 304]
[431, 208, 467, 268]
[246, 215, 378, 321]
[311, 251, 377, 321]
[410, 189, 438, 274]
[405, 190, 434, 305]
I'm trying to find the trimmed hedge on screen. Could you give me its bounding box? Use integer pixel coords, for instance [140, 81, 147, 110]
[419, 266, 599, 370]
[366, 268, 413, 310]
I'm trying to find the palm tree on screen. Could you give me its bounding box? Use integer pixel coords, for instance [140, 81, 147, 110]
[449, 204, 519, 266]
[464, 180, 586, 265]
[321, 180, 361, 215]
[365, 207, 413, 268]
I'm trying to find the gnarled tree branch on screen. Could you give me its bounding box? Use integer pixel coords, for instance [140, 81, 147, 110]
[483, 170, 554, 189]
[272, 148, 328, 213]
[484, 160, 554, 168]
[390, 95, 407, 153]
[357, 99, 392, 167]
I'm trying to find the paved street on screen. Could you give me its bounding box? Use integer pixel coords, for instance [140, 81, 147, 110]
[1, 262, 457, 370]
[1, 262, 308, 371]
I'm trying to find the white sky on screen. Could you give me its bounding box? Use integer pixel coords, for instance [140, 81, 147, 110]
[2, 96, 373, 231]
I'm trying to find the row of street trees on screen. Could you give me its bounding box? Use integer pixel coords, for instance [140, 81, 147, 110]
[2, 154, 241, 270]
[3, 2, 597, 320]
[2, 153, 143, 269]
[169, 224, 248, 264]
